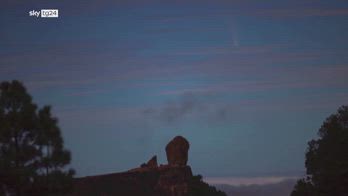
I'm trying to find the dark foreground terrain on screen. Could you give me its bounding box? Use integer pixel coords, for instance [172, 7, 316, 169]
[67, 136, 225, 196]
[68, 165, 192, 196]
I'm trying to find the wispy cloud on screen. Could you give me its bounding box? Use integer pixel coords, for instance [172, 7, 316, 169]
[253, 8, 348, 18]
[204, 176, 298, 186]
[143, 92, 238, 123]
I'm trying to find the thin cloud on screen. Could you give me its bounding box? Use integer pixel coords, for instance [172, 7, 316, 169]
[143, 92, 237, 123]
[253, 8, 348, 18]
[204, 176, 298, 186]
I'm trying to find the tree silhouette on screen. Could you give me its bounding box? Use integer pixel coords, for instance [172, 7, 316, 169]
[291, 105, 348, 196]
[188, 175, 226, 196]
[0, 80, 74, 195]
[32, 106, 75, 195]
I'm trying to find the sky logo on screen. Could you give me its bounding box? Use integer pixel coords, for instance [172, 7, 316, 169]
[29, 9, 58, 18]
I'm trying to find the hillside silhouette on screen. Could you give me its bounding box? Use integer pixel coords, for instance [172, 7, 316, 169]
[68, 136, 226, 196]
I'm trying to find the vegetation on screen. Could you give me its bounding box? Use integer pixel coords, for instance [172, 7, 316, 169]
[0, 80, 74, 196]
[188, 175, 226, 196]
[291, 105, 348, 196]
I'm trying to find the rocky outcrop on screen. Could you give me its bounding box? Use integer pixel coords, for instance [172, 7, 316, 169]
[68, 136, 193, 196]
[139, 155, 158, 169]
[165, 136, 190, 166]
[70, 165, 193, 196]
[155, 165, 192, 196]
[146, 155, 158, 168]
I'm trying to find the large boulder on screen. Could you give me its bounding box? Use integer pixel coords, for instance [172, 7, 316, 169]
[165, 136, 190, 166]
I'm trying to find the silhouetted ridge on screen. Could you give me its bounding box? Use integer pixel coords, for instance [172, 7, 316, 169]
[68, 136, 225, 196]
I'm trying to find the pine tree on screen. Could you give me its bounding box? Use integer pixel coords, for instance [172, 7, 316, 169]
[0, 80, 74, 195]
[32, 106, 75, 195]
[291, 106, 348, 196]
[0, 80, 39, 195]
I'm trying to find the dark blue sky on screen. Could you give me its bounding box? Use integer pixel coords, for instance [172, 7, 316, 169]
[1, 0, 348, 180]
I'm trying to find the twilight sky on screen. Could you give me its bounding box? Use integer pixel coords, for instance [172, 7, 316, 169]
[1, 0, 348, 180]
